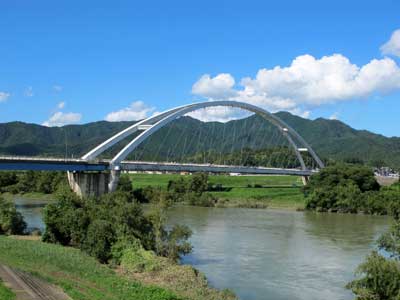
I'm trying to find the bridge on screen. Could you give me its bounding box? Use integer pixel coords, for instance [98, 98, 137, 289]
[0, 100, 324, 197]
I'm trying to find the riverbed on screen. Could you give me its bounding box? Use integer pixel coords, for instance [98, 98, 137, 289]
[14, 197, 389, 300]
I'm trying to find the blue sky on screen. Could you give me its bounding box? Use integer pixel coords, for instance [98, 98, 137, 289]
[1, 0, 399, 136]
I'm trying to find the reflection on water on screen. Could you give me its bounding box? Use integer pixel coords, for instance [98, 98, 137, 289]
[14, 197, 47, 231]
[15, 198, 389, 300]
[167, 207, 389, 300]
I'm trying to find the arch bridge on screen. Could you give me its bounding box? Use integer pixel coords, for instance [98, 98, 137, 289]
[71, 100, 324, 196]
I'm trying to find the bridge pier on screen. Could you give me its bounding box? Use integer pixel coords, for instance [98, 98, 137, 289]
[108, 169, 121, 193]
[301, 176, 309, 186]
[67, 171, 111, 197]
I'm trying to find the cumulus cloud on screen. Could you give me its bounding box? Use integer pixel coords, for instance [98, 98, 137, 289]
[57, 101, 65, 109]
[43, 112, 82, 127]
[192, 73, 236, 99]
[105, 101, 155, 122]
[381, 29, 400, 57]
[24, 86, 34, 97]
[191, 54, 400, 120]
[0, 92, 10, 103]
[187, 107, 251, 123]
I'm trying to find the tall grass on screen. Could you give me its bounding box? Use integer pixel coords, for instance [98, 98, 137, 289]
[0, 236, 181, 300]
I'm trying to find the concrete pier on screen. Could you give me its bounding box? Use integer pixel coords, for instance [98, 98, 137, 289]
[67, 171, 110, 197]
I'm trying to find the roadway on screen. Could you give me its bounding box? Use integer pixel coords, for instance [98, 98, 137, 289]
[0, 156, 315, 176]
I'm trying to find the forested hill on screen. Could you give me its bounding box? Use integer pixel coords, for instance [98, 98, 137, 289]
[0, 112, 399, 168]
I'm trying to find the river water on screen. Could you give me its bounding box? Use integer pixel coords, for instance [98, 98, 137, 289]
[14, 197, 389, 300]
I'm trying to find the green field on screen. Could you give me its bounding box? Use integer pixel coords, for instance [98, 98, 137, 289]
[0, 279, 15, 300]
[128, 173, 305, 209]
[0, 236, 181, 300]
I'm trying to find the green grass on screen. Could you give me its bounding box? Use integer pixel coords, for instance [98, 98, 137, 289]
[129, 173, 302, 189]
[0, 279, 15, 300]
[128, 173, 305, 209]
[0, 236, 181, 300]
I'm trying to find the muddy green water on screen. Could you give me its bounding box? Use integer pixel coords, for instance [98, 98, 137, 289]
[15, 197, 389, 300]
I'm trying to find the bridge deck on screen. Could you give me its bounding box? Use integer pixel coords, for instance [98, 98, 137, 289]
[0, 156, 315, 176]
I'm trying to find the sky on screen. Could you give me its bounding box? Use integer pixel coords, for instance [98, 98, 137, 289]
[1, 0, 400, 136]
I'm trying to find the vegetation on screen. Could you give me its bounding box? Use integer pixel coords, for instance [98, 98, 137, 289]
[128, 173, 305, 209]
[0, 279, 15, 300]
[304, 164, 400, 214]
[1, 112, 400, 168]
[42, 186, 192, 263]
[0, 171, 66, 195]
[0, 236, 181, 300]
[0, 196, 26, 235]
[347, 191, 400, 299]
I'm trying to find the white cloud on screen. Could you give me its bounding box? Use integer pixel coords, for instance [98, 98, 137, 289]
[105, 101, 155, 122]
[0, 92, 10, 103]
[191, 54, 400, 120]
[43, 111, 82, 127]
[53, 85, 63, 92]
[329, 112, 339, 120]
[57, 101, 65, 109]
[24, 86, 34, 97]
[381, 29, 400, 57]
[186, 106, 251, 122]
[192, 73, 236, 99]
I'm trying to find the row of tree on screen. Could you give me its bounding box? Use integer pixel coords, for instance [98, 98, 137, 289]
[304, 164, 400, 215]
[126, 173, 218, 207]
[0, 171, 66, 194]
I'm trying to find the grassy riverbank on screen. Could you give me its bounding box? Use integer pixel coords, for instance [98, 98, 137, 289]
[129, 173, 305, 209]
[0, 236, 235, 300]
[0, 278, 15, 300]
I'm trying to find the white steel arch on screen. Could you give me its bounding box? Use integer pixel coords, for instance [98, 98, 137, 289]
[82, 100, 324, 172]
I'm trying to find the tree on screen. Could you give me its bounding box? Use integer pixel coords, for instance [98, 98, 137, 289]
[347, 210, 400, 299]
[117, 174, 134, 193]
[0, 196, 26, 235]
[82, 219, 116, 263]
[188, 173, 209, 194]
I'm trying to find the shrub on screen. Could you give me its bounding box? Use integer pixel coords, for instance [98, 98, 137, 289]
[82, 219, 116, 263]
[0, 196, 26, 235]
[346, 251, 400, 299]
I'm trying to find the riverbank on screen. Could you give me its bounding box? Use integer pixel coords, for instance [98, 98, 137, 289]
[0, 236, 236, 300]
[129, 173, 306, 210]
[2, 192, 54, 202]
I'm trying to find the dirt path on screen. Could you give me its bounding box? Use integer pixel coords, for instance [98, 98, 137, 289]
[0, 265, 71, 300]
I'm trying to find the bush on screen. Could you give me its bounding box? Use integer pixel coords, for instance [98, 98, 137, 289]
[348, 217, 400, 299]
[186, 193, 216, 207]
[346, 251, 400, 299]
[0, 196, 26, 235]
[82, 220, 116, 263]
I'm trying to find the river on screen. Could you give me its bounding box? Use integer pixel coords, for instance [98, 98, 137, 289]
[14, 197, 389, 300]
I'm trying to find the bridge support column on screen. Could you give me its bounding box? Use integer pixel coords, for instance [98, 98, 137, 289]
[67, 171, 110, 197]
[301, 176, 309, 186]
[108, 169, 121, 193]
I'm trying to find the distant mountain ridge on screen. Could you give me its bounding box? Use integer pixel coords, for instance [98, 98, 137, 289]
[0, 112, 399, 168]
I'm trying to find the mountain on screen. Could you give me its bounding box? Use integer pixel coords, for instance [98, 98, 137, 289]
[0, 113, 399, 168]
